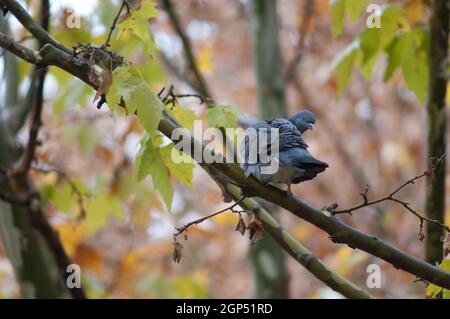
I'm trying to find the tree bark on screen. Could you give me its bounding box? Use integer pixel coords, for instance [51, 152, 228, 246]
[248, 0, 289, 298]
[0, 1, 82, 298]
[425, 0, 449, 265]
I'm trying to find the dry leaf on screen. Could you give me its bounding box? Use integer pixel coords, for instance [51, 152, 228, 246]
[248, 216, 263, 245]
[418, 226, 425, 242]
[235, 215, 246, 236]
[94, 70, 113, 102]
[172, 239, 183, 263]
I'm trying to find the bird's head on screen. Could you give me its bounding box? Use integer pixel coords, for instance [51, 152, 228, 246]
[289, 110, 316, 133]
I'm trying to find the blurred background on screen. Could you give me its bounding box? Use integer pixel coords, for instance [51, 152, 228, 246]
[0, 0, 449, 298]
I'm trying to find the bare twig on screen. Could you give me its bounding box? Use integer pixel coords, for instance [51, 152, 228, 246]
[160, 85, 212, 108]
[161, 0, 210, 98]
[172, 196, 246, 263]
[12, 67, 47, 176]
[329, 155, 449, 234]
[102, 0, 130, 48]
[173, 196, 246, 238]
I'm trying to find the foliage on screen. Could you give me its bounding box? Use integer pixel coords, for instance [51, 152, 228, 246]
[205, 104, 241, 129]
[426, 259, 450, 299]
[332, 1, 429, 102]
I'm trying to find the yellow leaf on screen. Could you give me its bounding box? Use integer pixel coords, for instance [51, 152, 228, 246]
[210, 211, 239, 226]
[404, 0, 423, 25]
[334, 246, 368, 275]
[74, 244, 104, 275]
[54, 222, 86, 256]
[197, 45, 214, 74]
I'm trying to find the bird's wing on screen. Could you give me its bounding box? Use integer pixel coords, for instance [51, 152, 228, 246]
[277, 121, 308, 151]
[278, 147, 328, 183]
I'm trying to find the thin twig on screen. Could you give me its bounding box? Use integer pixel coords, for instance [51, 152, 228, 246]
[329, 155, 449, 234]
[161, 85, 212, 108]
[173, 196, 246, 238]
[9, 0, 49, 177]
[15, 67, 47, 175]
[102, 0, 130, 48]
[161, 0, 210, 98]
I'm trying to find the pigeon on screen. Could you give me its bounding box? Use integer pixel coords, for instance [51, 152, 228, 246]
[240, 110, 328, 194]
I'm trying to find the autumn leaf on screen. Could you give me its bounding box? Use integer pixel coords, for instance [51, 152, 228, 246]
[248, 216, 263, 245]
[172, 239, 183, 263]
[93, 70, 113, 102]
[235, 215, 246, 236]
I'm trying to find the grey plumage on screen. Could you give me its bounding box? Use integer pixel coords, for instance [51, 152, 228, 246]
[240, 110, 328, 193]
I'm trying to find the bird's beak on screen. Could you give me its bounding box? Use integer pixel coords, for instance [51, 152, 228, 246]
[309, 123, 315, 130]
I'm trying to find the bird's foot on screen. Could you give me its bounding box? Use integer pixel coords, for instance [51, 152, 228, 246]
[285, 184, 293, 197]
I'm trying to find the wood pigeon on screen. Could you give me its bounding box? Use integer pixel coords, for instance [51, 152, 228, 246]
[240, 110, 328, 194]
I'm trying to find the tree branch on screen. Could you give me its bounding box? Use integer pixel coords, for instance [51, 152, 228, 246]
[3, 2, 450, 291]
[156, 119, 450, 290]
[0, 31, 39, 64]
[0, 0, 86, 299]
[329, 155, 450, 235]
[102, 0, 130, 48]
[0, 0, 71, 54]
[225, 184, 374, 299]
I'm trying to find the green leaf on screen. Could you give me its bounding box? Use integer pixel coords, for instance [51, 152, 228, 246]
[136, 135, 173, 211]
[166, 104, 197, 129]
[160, 144, 195, 188]
[383, 33, 410, 81]
[346, 0, 368, 22]
[401, 31, 429, 103]
[85, 194, 123, 234]
[47, 184, 74, 213]
[54, 28, 93, 48]
[359, 27, 380, 66]
[134, 84, 164, 136]
[117, 0, 159, 55]
[136, 60, 165, 85]
[379, 6, 407, 49]
[331, 0, 346, 38]
[357, 50, 378, 80]
[106, 66, 138, 113]
[425, 259, 450, 299]
[333, 41, 359, 97]
[206, 104, 241, 128]
[107, 66, 164, 136]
